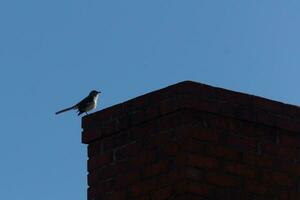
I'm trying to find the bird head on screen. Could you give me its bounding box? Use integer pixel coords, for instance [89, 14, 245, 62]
[89, 90, 101, 97]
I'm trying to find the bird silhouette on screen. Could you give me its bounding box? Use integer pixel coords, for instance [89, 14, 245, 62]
[56, 90, 101, 116]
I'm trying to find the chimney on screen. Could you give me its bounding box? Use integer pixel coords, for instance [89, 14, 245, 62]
[82, 81, 300, 200]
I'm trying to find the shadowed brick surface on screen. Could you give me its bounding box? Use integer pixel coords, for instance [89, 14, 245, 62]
[82, 81, 300, 200]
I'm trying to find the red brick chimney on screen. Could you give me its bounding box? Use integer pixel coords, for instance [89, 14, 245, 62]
[82, 81, 300, 200]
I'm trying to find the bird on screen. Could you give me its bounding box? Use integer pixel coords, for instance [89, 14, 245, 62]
[55, 90, 101, 116]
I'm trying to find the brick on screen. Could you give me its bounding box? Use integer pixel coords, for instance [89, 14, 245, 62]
[131, 179, 156, 197]
[174, 194, 207, 200]
[88, 151, 113, 172]
[213, 116, 240, 131]
[261, 172, 293, 187]
[218, 102, 239, 118]
[190, 126, 219, 142]
[101, 137, 116, 153]
[149, 132, 171, 148]
[186, 167, 204, 181]
[186, 97, 219, 113]
[243, 153, 274, 168]
[180, 137, 205, 153]
[206, 172, 240, 187]
[163, 142, 179, 156]
[130, 123, 153, 140]
[131, 195, 150, 200]
[159, 98, 180, 115]
[87, 187, 96, 200]
[290, 192, 300, 200]
[278, 191, 291, 200]
[89, 160, 131, 186]
[225, 162, 256, 178]
[131, 110, 145, 125]
[82, 128, 101, 144]
[215, 88, 251, 106]
[236, 107, 256, 121]
[283, 104, 300, 119]
[184, 181, 212, 196]
[262, 142, 298, 161]
[245, 180, 273, 195]
[124, 95, 148, 112]
[88, 140, 102, 158]
[213, 188, 247, 200]
[115, 142, 142, 161]
[279, 133, 300, 148]
[151, 186, 173, 200]
[130, 150, 156, 168]
[236, 121, 257, 137]
[144, 104, 160, 119]
[88, 165, 117, 186]
[116, 170, 140, 189]
[253, 97, 283, 113]
[82, 106, 114, 129]
[114, 131, 131, 148]
[256, 111, 276, 126]
[105, 190, 126, 200]
[156, 169, 185, 188]
[88, 180, 114, 200]
[114, 116, 130, 130]
[279, 162, 300, 176]
[187, 154, 219, 169]
[250, 125, 278, 142]
[227, 135, 257, 152]
[220, 103, 256, 122]
[276, 117, 300, 132]
[100, 121, 117, 138]
[143, 161, 169, 178]
[206, 145, 241, 161]
[160, 110, 188, 129]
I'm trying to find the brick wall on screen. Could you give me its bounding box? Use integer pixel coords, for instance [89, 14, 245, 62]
[82, 81, 300, 200]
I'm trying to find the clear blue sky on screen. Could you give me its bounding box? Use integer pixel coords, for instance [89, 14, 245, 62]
[1, 1, 300, 199]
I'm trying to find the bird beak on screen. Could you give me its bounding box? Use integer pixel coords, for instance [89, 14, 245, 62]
[98, 91, 101, 94]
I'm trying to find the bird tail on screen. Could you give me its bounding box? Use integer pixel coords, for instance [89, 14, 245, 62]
[55, 105, 77, 115]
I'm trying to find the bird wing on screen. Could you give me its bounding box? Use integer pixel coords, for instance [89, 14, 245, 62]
[76, 96, 94, 111]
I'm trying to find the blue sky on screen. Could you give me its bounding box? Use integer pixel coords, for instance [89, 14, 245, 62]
[1, 1, 300, 199]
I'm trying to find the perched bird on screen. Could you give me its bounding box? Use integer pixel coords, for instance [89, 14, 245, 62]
[55, 90, 101, 116]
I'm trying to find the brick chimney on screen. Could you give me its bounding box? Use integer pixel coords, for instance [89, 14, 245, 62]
[82, 81, 300, 200]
